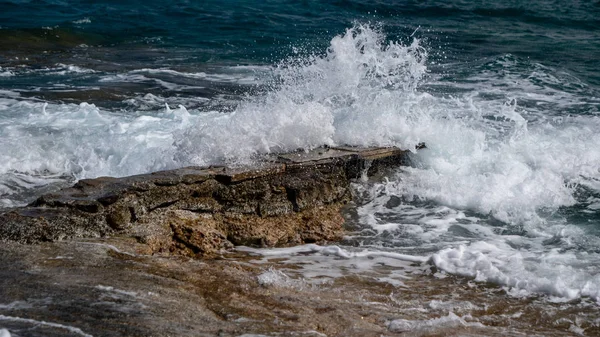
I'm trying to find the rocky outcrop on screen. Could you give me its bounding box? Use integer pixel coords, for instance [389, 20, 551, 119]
[0, 146, 413, 257]
[1, 144, 586, 337]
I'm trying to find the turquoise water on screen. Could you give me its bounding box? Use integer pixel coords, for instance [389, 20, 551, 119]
[2, 0, 600, 324]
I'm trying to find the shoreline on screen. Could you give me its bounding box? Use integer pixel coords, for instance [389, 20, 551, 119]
[1, 238, 596, 336]
[1, 145, 598, 336]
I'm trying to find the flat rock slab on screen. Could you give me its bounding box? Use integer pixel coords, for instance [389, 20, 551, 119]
[332, 146, 407, 160]
[277, 147, 356, 165]
[0, 145, 415, 257]
[216, 162, 286, 184]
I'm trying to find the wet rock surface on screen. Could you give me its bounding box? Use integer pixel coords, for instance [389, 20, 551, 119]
[0, 146, 410, 257]
[1, 239, 596, 337]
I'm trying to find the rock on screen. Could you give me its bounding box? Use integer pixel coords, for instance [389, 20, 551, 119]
[168, 210, 233, 257]
[105, 205, 132, 230]
[0, 146, 413, 257]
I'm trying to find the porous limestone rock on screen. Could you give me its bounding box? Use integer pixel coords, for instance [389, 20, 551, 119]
[0, 146, 412, 257]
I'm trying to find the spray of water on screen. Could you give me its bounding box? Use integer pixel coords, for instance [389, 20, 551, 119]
[174, 24, 429, 165]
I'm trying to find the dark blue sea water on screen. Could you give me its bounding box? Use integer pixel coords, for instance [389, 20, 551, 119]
[1, 1, 600, 334]
[1, 1, 598, 94]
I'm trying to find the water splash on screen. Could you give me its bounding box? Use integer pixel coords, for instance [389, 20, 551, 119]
[175, 24, 429, 165]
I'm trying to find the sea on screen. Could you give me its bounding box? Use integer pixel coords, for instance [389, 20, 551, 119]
[1, 0, 600, 335]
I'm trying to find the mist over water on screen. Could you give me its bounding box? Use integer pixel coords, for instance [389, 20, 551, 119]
[1, 0, 600, 317]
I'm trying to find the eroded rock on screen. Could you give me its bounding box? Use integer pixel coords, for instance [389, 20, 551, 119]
[0, 146, 412, 257]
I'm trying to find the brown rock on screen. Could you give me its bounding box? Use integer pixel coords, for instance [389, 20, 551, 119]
[168, 210, 233, 257]
[0, 145, 411, 258]
[105, 205, 132, 230]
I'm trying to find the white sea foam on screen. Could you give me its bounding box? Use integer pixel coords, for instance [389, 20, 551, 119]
[0, 98, 195, 205]
[427, 300, 482, 312]
[124, 93, 210, 111]
[359, 175, 600, 303]
[0, 315, 92, 337]
[238, 244, 428, 263]
[238, 244, 427, 285]
[104, 66, 267, 89]
[387, 312, 484, 334]
[431, 241, 600, 302]
[72, 18, 91, 24]
[131, 68, 209, 79]
[98, 73, 202, 91]
[0, 67, 13, 77]
[54, 64, 96, 75]
[131, 67, 266, 84]
[256, 268, 313, 290]
[1, 64, 95, 77]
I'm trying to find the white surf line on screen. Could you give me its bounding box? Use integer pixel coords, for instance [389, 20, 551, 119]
[0, 315, 93, 337]
[237, 244, 431, 263]
[95, 285, 138, 297]
[74, 242, 136, 256]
